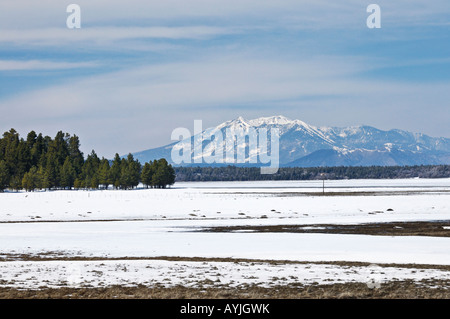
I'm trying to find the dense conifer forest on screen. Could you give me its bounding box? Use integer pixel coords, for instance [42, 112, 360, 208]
[0, 129, 175, 191]
[174, 165, 450, 181]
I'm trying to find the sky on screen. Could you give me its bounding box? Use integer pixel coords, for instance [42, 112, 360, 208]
[0, 0, 449, 158]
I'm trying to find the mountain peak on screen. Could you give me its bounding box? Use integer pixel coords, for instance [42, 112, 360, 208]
[235, 116, 247, 123]
[217, 116, 250, 129]
[223, 115, 295, 128]
[132, 115, 450, 167]
[247, 115, 293, 126]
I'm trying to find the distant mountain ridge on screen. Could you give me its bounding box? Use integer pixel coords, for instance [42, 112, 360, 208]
[132, 115, 450, 167]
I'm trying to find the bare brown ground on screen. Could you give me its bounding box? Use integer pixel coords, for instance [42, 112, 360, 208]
[1, 254, 450, 272]
[0, 280, 449, 299]
[202, 220, 450, 237]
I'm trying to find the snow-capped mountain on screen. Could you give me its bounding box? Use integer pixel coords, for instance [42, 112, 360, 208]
[132, 116, 450, 167]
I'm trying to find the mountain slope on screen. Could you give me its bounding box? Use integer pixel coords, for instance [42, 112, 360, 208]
[285, 149, 450, 167]
[131, 115, 450, 167]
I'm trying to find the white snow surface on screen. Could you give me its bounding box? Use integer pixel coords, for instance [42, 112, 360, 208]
[0, 178, 449, 224]
[1, 222, 450, 265]
[1, 178, 449, 289]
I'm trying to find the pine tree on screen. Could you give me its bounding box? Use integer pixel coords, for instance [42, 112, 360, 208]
[9, 175, 23, 191]
[166, 163, 176, 187]
[27, 131, 41, 167]
[38, 166, 50, 190]
[110, 153, 122, 189]
[127, 154, 141, 189]
[68, 135, 84, 176]
[119, 158, 130, 189]
[1, 129, 20, 179]
[118, 154, 141, 190]
[98, 158, 111, 190]
[81, 150, 100, 189]
[45, 152, 61, 189]
[152, 162, 165, 188]
[0, 160, 10, 191]
[22, 166, 41, 192]
[73, 178, 83, 190]
[151, 159, 175, 188]
[141, 161, 154, 188]
[51, 131, 70, 166]
[60, 157, 76, 190]
[90, 175, 99, 189]
[17, 141, 31, 175]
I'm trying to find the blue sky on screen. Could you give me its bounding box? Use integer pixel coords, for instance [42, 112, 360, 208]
[0, 0, 449, 157]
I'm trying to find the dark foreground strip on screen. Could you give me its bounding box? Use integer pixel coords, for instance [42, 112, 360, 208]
[0, 296, 446, 318]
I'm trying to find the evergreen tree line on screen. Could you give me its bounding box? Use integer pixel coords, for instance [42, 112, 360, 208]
[0, 129, 175, 192]
[175, 164, 450, 181]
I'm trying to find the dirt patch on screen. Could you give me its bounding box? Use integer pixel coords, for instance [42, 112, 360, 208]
[201, 220, 450, 237]
[0, 280, 449, 299]
[1, 254, 450, 272]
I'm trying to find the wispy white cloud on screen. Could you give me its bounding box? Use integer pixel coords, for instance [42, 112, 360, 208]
[0, 26, 238, 48]
[0, 60, 98, 71]
[0, 55, 374, 116]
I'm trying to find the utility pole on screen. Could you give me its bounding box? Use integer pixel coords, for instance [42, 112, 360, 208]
[321, 173, 325, 195]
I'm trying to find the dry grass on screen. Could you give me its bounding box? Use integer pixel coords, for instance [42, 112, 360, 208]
[2, 254, 450, 272]
[203, 220, 450, 237]
[0, 280, 449, 299]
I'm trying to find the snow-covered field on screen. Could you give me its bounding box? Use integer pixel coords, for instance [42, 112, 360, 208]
[1, 221, 450, 264]
[1, 179, 449, 224]
[1, 259, 450, 290]
[0, 178, 449, 290]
